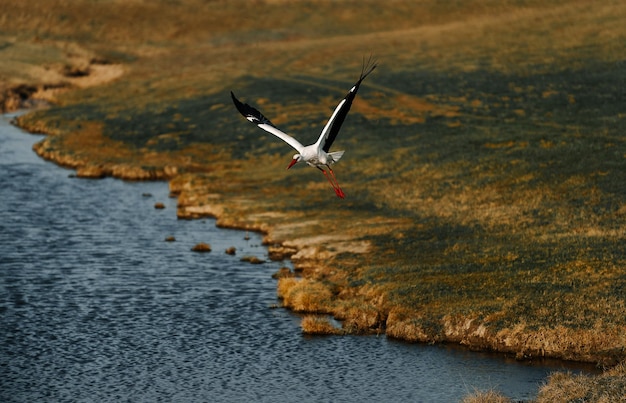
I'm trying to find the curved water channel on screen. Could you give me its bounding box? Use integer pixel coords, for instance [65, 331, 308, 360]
[0, 112, 597, 402]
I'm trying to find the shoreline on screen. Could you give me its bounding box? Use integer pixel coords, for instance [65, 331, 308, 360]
[15, 111, 625, 367]
[0, 107, 616, 403]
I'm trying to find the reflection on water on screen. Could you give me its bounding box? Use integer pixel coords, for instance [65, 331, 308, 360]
[0, 113, 596, 402]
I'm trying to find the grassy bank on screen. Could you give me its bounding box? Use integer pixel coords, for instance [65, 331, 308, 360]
[464, 360, 626, 402]
[2, 0, 625, 399]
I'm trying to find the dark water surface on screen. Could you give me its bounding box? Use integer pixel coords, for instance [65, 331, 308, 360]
[0, 113, 596, 402]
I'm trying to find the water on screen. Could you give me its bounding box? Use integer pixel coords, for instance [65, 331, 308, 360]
[0, 112, 597, 402]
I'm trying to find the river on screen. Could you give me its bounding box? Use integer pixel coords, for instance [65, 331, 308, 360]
[0, 112, 596, 402]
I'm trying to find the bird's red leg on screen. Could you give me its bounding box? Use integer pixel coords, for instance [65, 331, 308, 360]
[328, 168, 345, 198]
[320, 168, 345, 199]
[320, 169, 337, 195]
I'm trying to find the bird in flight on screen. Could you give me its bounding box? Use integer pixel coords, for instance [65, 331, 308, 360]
[231, 59, 377, 199]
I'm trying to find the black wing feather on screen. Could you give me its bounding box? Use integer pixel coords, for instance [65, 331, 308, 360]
[322, 59, 377, 152]
[231, 91, 276, 127]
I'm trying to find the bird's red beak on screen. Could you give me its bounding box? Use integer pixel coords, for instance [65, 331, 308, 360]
[287, 158, 298, 169]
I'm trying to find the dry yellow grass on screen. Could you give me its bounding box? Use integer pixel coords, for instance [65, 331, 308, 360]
[276, 277, 298, 299]
[300, 315, 343, 335]
[462, 389, 512, 403]
[277, 278, 333, 313]
[536, 360, 626, 402]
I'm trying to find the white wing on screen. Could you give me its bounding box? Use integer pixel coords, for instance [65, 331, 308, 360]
[257, 123, 305, 153]
[231, 91, 304, 153]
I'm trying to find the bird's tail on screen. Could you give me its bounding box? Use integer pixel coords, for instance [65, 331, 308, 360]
[329, 150, 345, 164]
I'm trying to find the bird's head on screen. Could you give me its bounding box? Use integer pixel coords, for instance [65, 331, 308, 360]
[287, 154, 302, 169]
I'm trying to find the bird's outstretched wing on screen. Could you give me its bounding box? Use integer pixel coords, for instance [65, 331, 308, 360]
[317, 57, 377, 153]
[231, 91, 305, 153]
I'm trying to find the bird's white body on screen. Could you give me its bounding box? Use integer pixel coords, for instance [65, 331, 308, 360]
[295, 148, 345, 168]
[232, 59, 376, 198]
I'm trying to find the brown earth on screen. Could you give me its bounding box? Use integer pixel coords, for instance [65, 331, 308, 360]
[2, 0, 626, 398]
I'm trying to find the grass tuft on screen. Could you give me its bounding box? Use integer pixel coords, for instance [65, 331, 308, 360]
[536, 360, 626, 402]
[462, 389, 511, 403]
[277, 278, 333, 313]
[300, 315, 343, 335]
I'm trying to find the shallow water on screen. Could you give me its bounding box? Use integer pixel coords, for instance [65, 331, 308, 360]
[0, 113, 596, 402]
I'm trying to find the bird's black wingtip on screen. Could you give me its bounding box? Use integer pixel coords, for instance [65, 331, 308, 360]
[230, 91, 276, 127]
[230, 91, 247, 117]
[231, 91, 245, 109]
